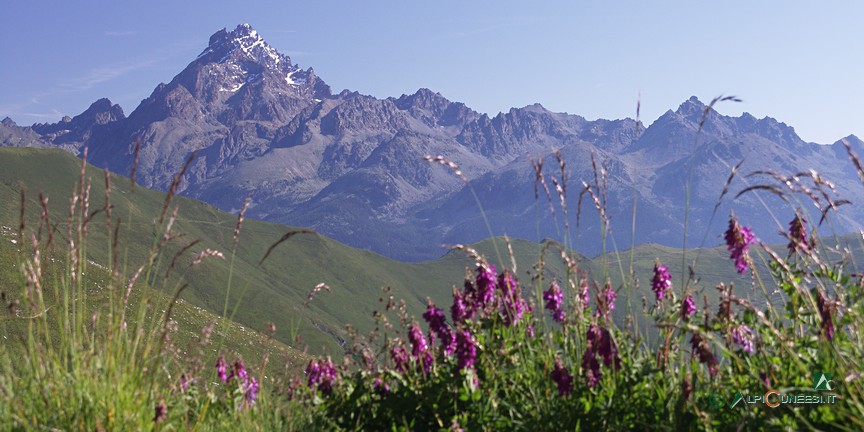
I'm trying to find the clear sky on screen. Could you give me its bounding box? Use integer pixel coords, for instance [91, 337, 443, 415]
[1, 1, 861, 144]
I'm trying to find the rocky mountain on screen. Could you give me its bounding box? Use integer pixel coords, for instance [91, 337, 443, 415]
[3, 24, 863, 261]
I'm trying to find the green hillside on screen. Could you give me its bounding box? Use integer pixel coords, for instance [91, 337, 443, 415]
[4, 147, 839, 361]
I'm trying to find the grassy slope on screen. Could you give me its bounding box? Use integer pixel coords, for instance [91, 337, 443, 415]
[0, 148, 464, 357]
[5, 148, 844, 361]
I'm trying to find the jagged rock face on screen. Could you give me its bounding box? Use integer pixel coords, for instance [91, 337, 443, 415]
[2, 25, 863, 261]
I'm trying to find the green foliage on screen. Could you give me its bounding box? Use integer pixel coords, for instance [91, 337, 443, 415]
[4, 143, 864, 430]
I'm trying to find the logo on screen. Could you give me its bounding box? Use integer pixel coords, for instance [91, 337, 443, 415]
[729, 392, 745, 408]
[814, 373, 834, 391]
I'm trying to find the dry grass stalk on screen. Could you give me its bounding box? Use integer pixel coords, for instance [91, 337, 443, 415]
[422, 155, 468, 183]
[38, 192, 54, 250]
[164, 239, 202, 280]
[233, 194, 252, 252]
[306, 283, 332, 306]
[188, 248, 225, 268]
[130, 139, 140, 188]
[260, 229, 316, 265]
[159, 151, 197, 226]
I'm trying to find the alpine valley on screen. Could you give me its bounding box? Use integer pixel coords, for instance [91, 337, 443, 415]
[3, 24, 863, 262]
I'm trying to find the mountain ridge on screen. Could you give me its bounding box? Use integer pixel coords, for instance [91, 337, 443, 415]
[2, 23, 862, 261]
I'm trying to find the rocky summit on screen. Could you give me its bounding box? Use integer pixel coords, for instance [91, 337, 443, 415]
[2, 24, 863, 261]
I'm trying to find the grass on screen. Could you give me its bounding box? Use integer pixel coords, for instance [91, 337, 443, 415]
[3, 138, 864, 429]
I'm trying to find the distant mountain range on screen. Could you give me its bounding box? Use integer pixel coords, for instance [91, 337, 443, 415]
[3, 23, 863, 261]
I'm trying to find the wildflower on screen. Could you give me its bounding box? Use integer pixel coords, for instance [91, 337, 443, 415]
[681, 379, 692, 400]
[499, 270, 525, 325]
[604, 285, 616, 313]
[180, 374, 193, 392]
[475, 264, 497, 308]
[153, 400, 167, 423]
[651, 263, 672, 301]
[423, 302, 456, 354]
[596, 327, 621, 370]
[681, 295, 697, 320]
[317, 357, 338, 395]
[787, 215, 809, 253]
[543, 281, 565, 322]
[390, 344, 410, 373]
[690, 333, 719, 377]
[596, 283, 616, 319]
[550, 359, 574, 396]
[244, 377, 259, 406]
[451, 289, 468, 324]
[526, 324, 535, 338]
[423, 303, 448, 336]
[760, 371, 771, 388]
[305, 359, 321, 387]
[730, 324, 755, 353]
[456, 329, 477, 370]
[816, 291, 835, 340]
[374, 376, 390, 395]
[724, 214, 755, 274]
[216, 356, 228, 382]
[408, 323, 429, 359]
[422, 349, 434, 374]
[578, 278, 590, 310]
[230, 360, 248, 383]
[581, 348, 601, 388]
[581, 324, 619, 388]
[306, 357, 338, 395]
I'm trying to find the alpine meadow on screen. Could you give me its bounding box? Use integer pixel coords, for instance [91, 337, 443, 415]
[2, 5, 864, 431]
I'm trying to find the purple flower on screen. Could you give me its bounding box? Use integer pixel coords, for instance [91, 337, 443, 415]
[681, 379, 692, 400]
[475, 264, 497, 308]
[440, 328, 457, 355]
[305, 359, 321, 387]
[526, 324, 535, 338]
[318, 358, 338, 395]
[550, 359, 574, 396]
[651, 263, 672, 301]
[499, 270, 525, 326]
[690, 333, 719, 377]
[423, 303, 448, 336]
[153, 400, 167, 423]
[596, 327, 621, 370]
[596, 283, 616, 318]
[681, 295, 697, 320]
[451, 289, 468, 324]
[817, 291, 835, 341]
[374, 376, 390, 395]
[580, 324, 619, 389]
[456, 329, 477, 370]
[216, 356, 228, 383]
[422, 349, 434, 374]
[306, 357, 338, 395]
[543, 281, 565, 322]
[390, 344, 410, 373]
[725, 215, 755, 274]
[180, 374, 193, 392]
[731, 324, 755, 353]
[760, 371, 771, 388]
[582, 348, 601, 389]
[408, 323, 429, 359]
[788, 215, 809, 253]
[230, 360, 247, 383]
[244, 377, 259, 406]
[579, 278, 590, 310]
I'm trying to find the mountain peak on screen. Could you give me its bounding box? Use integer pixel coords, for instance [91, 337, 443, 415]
[675, 96, 706, 115]
[199, 24, 287, 70]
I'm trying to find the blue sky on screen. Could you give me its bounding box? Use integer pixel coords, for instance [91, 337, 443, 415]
[1, 1, 861, 143]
